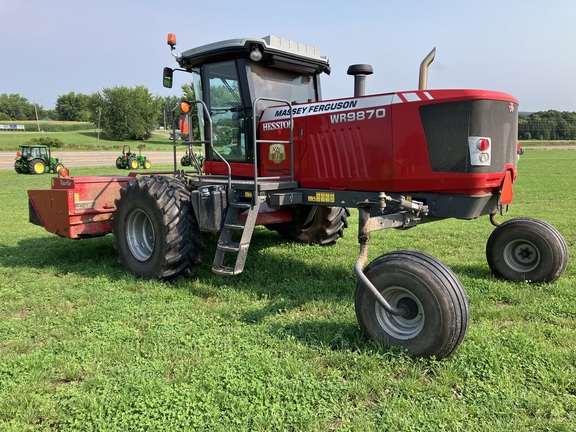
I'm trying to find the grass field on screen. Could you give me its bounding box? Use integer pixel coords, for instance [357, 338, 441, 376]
[0, 151, 575, 430]
[0, 126, 179, 152]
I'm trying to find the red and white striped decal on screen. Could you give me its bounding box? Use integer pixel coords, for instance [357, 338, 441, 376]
[393, 91, 435, 103]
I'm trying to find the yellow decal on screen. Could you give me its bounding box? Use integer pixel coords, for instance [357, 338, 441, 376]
[307, 192, 335, 203]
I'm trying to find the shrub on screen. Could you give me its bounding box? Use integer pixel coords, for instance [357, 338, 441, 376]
[24, 136, 65, 148]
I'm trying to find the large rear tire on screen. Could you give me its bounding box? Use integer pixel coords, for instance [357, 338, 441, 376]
[355, 250, 469, 359]
[267, 206, 349, 245]
[29, 158, 46, 174]
[128, 157, 139, 170]
[113, 175, 204, 279]
[486, 217, 568, 283]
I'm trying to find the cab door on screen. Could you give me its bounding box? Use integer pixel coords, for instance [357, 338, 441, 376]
[202, 60, 254, 177]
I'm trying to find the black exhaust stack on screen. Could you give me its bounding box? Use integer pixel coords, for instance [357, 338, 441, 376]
[347, 64, 373, 97]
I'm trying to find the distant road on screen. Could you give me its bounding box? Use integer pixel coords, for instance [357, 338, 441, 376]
[0, 151, 178, 171]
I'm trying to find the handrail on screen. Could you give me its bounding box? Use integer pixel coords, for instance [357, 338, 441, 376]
[174, 97, 294, 194]
[176, 100, 233, 190]
[252, 97, 294, 193]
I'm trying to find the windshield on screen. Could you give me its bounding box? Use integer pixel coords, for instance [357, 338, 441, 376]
[205, 61, 246, 162]
[249, 60, 317, 114]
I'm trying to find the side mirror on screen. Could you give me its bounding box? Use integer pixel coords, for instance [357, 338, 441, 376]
[163, 67, 173, 89]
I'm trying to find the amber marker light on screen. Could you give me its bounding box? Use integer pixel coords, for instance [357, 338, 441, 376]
[180, 101, 191, 113]
[58, 167, 70, 177]
[167, 33, 177, 48]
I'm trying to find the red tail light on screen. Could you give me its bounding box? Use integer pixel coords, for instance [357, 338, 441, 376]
[476, 139, 490, 151]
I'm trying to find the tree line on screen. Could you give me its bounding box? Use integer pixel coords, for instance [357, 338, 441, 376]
[2, 91, 576, 141]
[0, 89, 186, 141]
[518, 111, 576, 140]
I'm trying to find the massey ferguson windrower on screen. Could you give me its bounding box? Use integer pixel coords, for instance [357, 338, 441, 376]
[27, 34, 568, 359]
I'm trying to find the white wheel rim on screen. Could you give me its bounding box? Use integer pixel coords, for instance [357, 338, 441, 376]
[374, 286, 425, 340]
[503, 239, 540, 272]
[125, 208, 155, 261]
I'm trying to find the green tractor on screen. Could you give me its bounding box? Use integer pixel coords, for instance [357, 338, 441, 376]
[180, 149, 204, 169]
[14, 144, 66, 175]
[115, 145, 151, 170]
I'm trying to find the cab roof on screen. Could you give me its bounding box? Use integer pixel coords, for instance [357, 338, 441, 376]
[178, 35, 330, 75]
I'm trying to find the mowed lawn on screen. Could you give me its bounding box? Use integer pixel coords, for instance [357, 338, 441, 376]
[0, 150, 574, 431]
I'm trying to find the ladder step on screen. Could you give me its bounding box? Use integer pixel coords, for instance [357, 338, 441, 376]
[224, 222, 245, 230]
[230, 201, 251, 209]
[217, 241, 240, 252]
[212, 265, 240, 276]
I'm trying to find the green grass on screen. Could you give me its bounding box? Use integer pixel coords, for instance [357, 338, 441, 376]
[0, 151, 575, 430]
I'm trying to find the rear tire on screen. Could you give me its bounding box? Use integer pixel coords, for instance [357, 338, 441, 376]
[29, 159, 46, 174]
[355, 250, 469, 359]
[128, 157, 139, 170]
[115, 157, 124, 169]
[113, 175, 204, 279]
[14, 162, 22, 173]
[486, 217, 568, 283]
[267, 206, 349, 245]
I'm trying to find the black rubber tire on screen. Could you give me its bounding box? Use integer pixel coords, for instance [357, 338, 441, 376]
[355, 250, 469, 359]
[29, 158, 45, 174]
[266, 206, 349, 245]
[113, 175, 204, 280]
[14, 162, 22, 173]
[128, 157, 139, 170]
[115, 157, 124, 169]
[180, 156, 189, 166]
[54, 163, 64, 174]
[486, 217, 568, 283]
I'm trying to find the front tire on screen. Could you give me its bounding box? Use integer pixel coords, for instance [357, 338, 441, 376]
[486, 217, 568, 283]
[355, 250, 469, 359]
[113, 175, 204, 279]
[267, 206, 349, 245]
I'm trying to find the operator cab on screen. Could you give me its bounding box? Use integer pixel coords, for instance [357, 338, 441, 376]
[163, 34, 330, 172]
[20, 145, 48, 159]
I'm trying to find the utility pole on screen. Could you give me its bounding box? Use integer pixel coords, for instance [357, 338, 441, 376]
[97, 107, 101, 144]
[34, 103, 40, 132]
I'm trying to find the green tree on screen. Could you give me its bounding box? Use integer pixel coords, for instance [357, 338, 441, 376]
[56, 92, 92, 121]
[0, 93, 37, 120]
[159, 95, 182, 129]
[91, 86, 161, 140]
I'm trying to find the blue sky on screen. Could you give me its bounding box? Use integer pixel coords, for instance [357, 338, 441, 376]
[2, 0, 575, 112]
